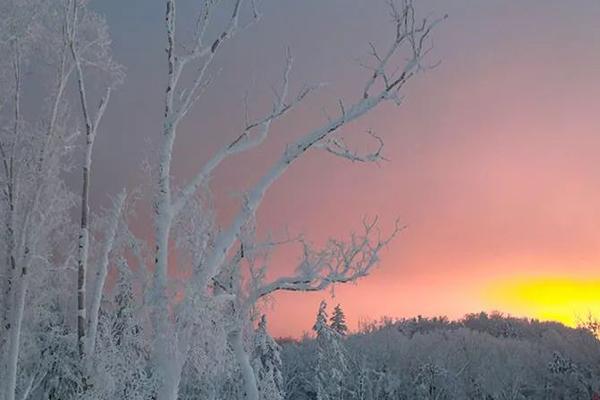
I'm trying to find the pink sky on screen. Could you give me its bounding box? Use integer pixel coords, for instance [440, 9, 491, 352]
[92, 0, 600, 337]
[246, 1, 600, 337]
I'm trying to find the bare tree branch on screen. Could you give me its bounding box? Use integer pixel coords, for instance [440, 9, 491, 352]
[198, 2, 443, 289]
[250, 218, 402, 302]
[172, 49, 321, 215]
[316, 130, 388, 163]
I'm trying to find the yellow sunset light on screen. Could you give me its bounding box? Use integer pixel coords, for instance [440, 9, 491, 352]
[487, 278, 600, 327]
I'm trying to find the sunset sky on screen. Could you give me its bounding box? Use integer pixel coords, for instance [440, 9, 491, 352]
[90, 0, 600, 337]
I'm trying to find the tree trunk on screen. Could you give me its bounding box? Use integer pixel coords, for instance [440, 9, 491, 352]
[86, 191, 126, 356]
[5, 264, 29, 400]
[230, 330, 259, 400]
[3, 39, 23, 400]
[152, 3, 180, 396]
[77, 161, 90, 358]
[155, 360, 183, 400]
[152, 132, 178, 399]
[71, 13, 99, 358]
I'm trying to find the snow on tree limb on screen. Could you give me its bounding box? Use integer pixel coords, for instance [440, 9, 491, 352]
[250, 218, 402, 302]
[198, 3, 442, 288]
[316, 130, 388, 164]
[171, 48, 321, 216]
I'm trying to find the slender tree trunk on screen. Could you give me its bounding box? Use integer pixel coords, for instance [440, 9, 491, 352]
[153, 184, 177, 400]
[152, 3, 181, 398]
[155, 359, 183, 400]
[2, 37, 20, 331]
[154, 0, 178, 302]
[1, 148, 16, 339]
[73, 53, 94, 358]
[77, 159, 90, 358]
[70, 9, 100, 358]
[3, 39, 23, 400]
[86, 191, 126, 356]
[153, 114, 178, 398]
[5, 261, 29, 400]
[3, 194, 16, 329]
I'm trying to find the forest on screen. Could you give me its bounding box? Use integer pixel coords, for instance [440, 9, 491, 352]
[281, 303, 600, 400]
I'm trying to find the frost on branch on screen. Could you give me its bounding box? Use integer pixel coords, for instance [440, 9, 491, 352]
[316, 130, 387, 164]
[251, 218, 401, 302]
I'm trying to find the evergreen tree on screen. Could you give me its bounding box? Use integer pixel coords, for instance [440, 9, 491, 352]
[330, 304, 349, 336]
[313, 301, 348, 400]
[252, 315, 284, 400]
[111, 261, 139, 347]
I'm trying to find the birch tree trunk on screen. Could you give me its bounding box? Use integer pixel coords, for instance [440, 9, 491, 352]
[65, 4, 92, 355]
[72, 41, 93, 358]
[69, 0, 115, 357]
[77, 153, 90, 358]
[4, 262, 29, 400]
[152, 3, 179, 398]
[3, 39, 23, 400]
[85, 191, 126, 357]
[1, 38, 19, 335]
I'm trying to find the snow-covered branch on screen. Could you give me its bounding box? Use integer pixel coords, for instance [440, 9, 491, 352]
[362, 0, 446, 102]
[198, 3, 441, 288]
[165, 0, 258, 125]
[172, 49, 319, 215]
[250, 218, 402, 302]
[316, 130, 387, 163]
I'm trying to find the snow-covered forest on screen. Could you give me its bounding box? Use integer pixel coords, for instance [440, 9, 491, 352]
[1, 0, 599, 399]
[282, 303, 600, 399]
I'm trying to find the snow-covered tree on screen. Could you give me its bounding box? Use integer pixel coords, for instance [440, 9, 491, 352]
[252, 315, 284, 400]
[0, 1, 123, 398]
[141, 0, 442, 398]
[64, 0, 124, 359]
[330, 304, 349, 336]
[0, 2, 79, 398]
[313, 301, 349, 400]
[83, 257, 154, 400]
[0, 0, 444, 398]
[413, 362, 451, 400]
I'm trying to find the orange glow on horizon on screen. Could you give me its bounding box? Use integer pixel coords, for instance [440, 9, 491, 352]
[485, 277, 600, 327]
